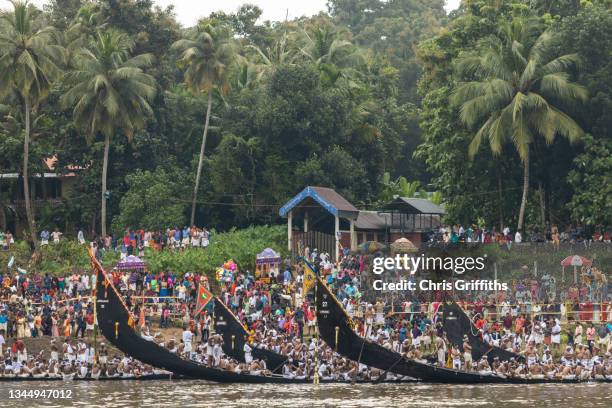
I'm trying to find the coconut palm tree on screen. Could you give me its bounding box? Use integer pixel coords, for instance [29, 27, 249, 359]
[299, 26, 365, 89]
[300, 26, 359, 67]
[61, 30, 156, 237]
[64, 4, 107, 60]
[0, 0, 64, 247]
[172, 22, 235, 226]
[451, 19, 587, 232]
[246, 32, 298, 78]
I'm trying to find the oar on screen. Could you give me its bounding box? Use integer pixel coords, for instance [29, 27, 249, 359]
[373, 354, 404, 384]
[356, 337, 366, 365]
[269, 356, 289, 374]
[347, 338, 367, 385]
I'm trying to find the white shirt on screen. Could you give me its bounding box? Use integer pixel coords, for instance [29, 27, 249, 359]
[182, 330, 193, 344]
[514, 232, 522, 243]
[243, 343, 253, 363]
[212, 344, 222, 362]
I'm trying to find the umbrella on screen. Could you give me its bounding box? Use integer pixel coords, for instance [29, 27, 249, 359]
[357, 241, 386, 254]
[560, 255, 592, 267]
[560, 255, 592, 284]
[390, 238, 418, 253]
[116, 255, 146, 271]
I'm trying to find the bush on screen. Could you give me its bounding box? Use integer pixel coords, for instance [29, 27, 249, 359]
[144, 225, 287, 276]
[0, 225, 286, 277]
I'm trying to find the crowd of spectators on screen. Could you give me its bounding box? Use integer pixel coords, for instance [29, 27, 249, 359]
[0, 271, 95, 352]
[0, 226, 212, 255]
[0, 235, 609, 369]
[425, 224, 611, 246]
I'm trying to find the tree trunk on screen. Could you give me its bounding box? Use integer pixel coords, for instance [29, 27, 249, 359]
[0, 203, 5, 232]
[190, 91, 213, 226]
[545, 181, 552, 225]
[497, 170, 504, 231]
[22, 98, 38, 248]
[517, 152, 530, 232]
[538, 182, 546, 231]
[90, 210, 97, 238]
[101, 133, 110, 237]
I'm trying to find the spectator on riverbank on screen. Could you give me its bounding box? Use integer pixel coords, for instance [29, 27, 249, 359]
[425, 224, 611, 246]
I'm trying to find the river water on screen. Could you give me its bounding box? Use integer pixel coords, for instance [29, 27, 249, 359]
[1, 381, 611, 407]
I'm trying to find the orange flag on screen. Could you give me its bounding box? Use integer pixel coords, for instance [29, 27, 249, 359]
[140, 306, 146, 328]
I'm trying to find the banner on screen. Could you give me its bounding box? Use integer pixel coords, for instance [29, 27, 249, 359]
[302, 260, 317, 295]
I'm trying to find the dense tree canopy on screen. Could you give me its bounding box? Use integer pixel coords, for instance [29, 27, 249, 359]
[417, 0, 610, 231]
[0, 0, 609, 239]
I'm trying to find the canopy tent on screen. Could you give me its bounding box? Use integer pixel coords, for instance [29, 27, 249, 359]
[256, 248, 281, 281]
[256, 248, 281, 264]
[115, 255, 146, 271]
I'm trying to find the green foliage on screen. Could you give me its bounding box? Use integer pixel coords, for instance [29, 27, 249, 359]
[379, 172, 419, 201]
[112, 168, 190, 232]
[328, 0, 446, 102]
[208, 134, 259, 197]
[0, 225, 285, 277]
[451, 19, 587, 163]
[0, 0, 64, 103]
[144, 225, 287, 276]
[377, 172, 442, 206]
[416, 0, 608, 230]
[172, 22, 235, 96]
[61, 29, 157, 140]
[0, 240, 119, 276]
[0, 0, 609, 246]
[450, 17, 588, 230]
[295, 146, 367, 203]
[567, 134, 612, 225]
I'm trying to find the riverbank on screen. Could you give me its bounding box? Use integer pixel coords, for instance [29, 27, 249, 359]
[0, 225, 287, 277]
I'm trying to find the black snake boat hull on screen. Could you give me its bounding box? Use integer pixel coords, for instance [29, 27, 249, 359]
[91, 252, 410, 384]
[93, 256, 312, 383]
[441, 302, 523, 363]
[315, 277, 609, 384]
[214, 299, 288, 372]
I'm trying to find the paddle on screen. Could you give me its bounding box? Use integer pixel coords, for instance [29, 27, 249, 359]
[373, 354, 405, 384]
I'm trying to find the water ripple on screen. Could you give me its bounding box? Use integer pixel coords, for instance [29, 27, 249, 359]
[1, 381, 610, 407]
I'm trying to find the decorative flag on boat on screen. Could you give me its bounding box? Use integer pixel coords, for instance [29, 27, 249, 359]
[195, 283, 213, 316]
[302, 259, 317, 294]
[140, 306, 146, 328]
[432, 302, 441, 325]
